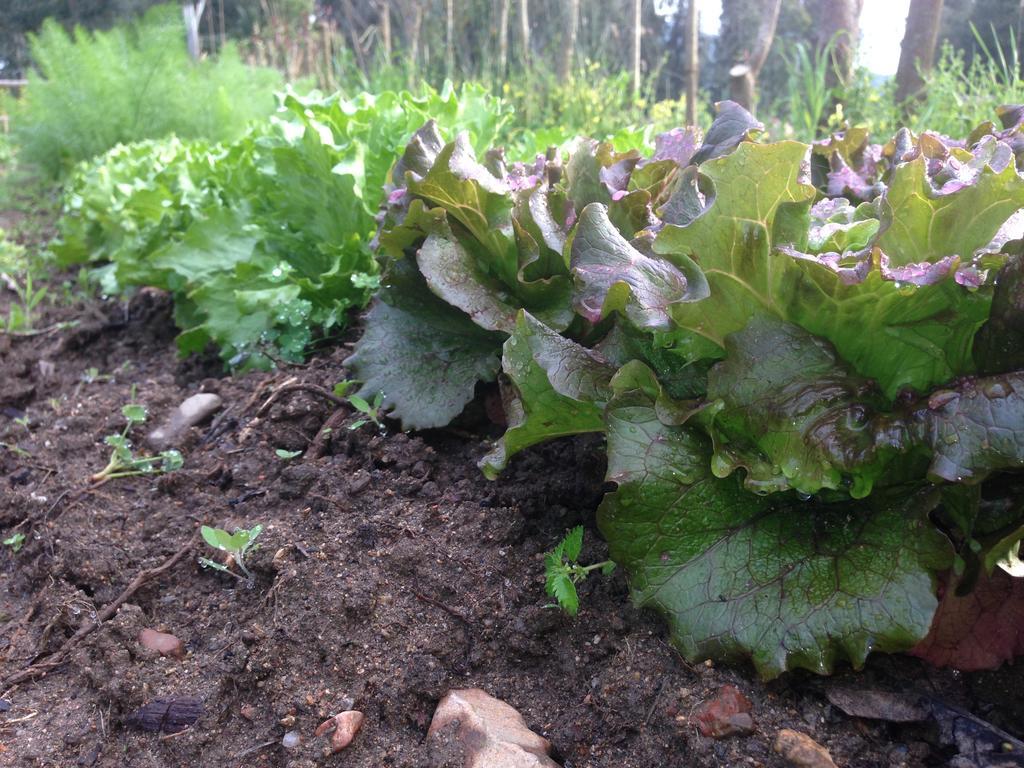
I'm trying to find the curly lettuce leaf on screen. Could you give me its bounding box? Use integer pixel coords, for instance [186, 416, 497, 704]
[653, 140, 816, 345]
[401, 134, 574, 329]
[480, 312, 611, 477]
[597, 379, 952, 680]
[654, 139, 1013, 397]
[702, 316, 1024, 497]
[704, 315, 907, 498]
[877, 153, 1024, 267]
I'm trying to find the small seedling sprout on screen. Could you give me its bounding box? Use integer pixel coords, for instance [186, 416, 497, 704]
[333, 380, 385, 431]
[90, 403, 183, 482]
[3, 533, 26, 553]
[199, 524, 263, 582]
[347, 392, 384, 430]
[275, 448, 302, 460]
[544, 526, 616, 617]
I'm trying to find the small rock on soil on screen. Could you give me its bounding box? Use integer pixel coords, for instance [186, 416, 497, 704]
[428, 688, 559, 768]
[146, 392, 222, 450]
[774, 728, 838, 768]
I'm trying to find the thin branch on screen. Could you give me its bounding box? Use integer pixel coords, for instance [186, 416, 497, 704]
[1, 541, 194, 693]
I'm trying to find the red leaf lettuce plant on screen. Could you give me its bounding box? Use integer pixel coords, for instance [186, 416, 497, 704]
[348, 102, 1024, 679]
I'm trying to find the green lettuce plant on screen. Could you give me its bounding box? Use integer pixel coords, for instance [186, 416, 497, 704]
[53, 83, 510, 369]
[350, 101, 1024, 678]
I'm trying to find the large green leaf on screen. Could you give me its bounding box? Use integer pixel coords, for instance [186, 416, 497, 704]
[597, 384, 952, 679]
[703, 316, 1024, 497]
[783, 251, 992, 398]
[345, 262, 504, 430]
[652, 141, 1001, 397]
[653, 141, 816, 346]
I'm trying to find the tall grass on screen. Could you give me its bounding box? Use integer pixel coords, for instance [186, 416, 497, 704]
[836, 24, 1024, 140]
[910, 27, 1024, 137]
[773, 38, 838, 142]
[15, 4, 283, 177]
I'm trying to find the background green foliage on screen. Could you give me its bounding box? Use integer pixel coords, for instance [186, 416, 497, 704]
[14, 4, 283, 177]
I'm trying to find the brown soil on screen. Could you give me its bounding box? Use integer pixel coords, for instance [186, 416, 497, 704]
[1, 286, 1023, 768]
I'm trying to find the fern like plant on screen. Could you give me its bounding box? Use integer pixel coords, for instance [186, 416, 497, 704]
[15, 4, 282, 177]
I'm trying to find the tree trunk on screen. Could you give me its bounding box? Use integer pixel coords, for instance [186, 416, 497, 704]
[445, 0, 455, 80]
[341, 0, 367, 74]
[813, 0, 863, 87]
[182, 1, 207, 60]
[684, 0, 698, 125]
[409, 0, 424, 88]
[217, 0, 225, 49]
[519, 0, 531, 69]
[632, 0, 642, 99]
[380, 0, 391, 64]
[205, 0, 215, 53]
[559, 0, 579, 80]
[721, 0, 782, 112]
[895, 0, 943, 105]
[498, 0, 510, 78]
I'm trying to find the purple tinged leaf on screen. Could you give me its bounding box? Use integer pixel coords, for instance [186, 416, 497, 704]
[571, 203, 707, 330]
[599, 157, 639, 194]
[809, 197, 856, 223]
[507, 155, 546, 191]
[648, 126, 700, 167]
[880, 254, 959, 286]
[933, 136, 1015, 196]
[690, 101, 764, 167]
[954, 266, 987, 288]
[479, 312, 606, 478]
[827, 153, 883, 200]
[445, 132, 509, 195]
[997, 104, 1024, 130]
[657, 166, 707, 227]
[917, 373, 1024, 485]
[415, 232, 519, 333]
[563, 138, 613, 212]
[393, 120, 446, 182]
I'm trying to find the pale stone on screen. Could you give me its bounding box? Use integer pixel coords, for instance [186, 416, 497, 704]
[146, 393, 222, 450]
[774, 728, 839, 768]
[428, 688, 559, 768]
[315, 710, 364, 754]
[137, 628, 184, 659]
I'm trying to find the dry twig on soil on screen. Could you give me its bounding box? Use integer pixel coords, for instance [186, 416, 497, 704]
[0, 540, 195, 694]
